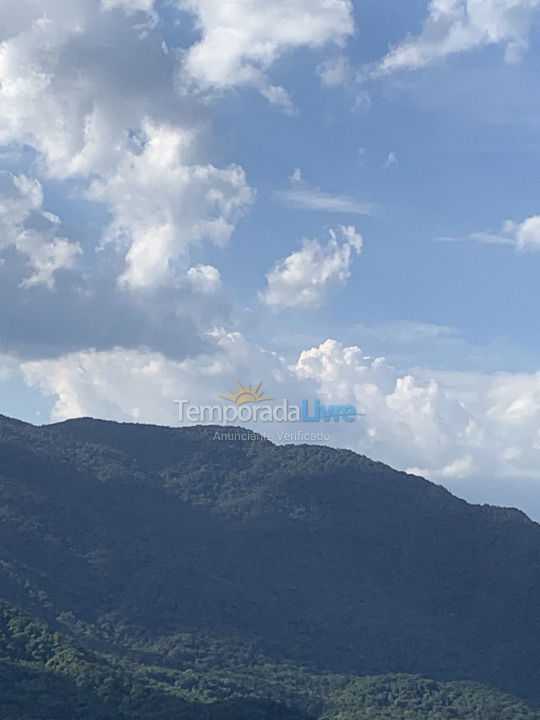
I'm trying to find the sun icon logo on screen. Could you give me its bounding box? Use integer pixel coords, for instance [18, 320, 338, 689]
[219, 381, 273, 406]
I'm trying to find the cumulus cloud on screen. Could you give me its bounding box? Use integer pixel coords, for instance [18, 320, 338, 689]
[178, 0, 355, 106]
[378, 0, 540, 74]
[0, 172, 234, 360]
[292, 339, 540, 488]
[503, 216, 540, 251]
[516, 215, 540, 251]
[0, 1, 254, 292]
[21, 329, 286, 424]
[260, 225, 363, 309]
[186, 264, 222, 294]
[0, 171, 81, 288]
[0, 0, 258, 363]
[87, 121, 253, 289]
[0, 1, 172, 179]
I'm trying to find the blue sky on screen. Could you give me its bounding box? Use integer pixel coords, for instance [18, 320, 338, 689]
[2, 0, 540, 517]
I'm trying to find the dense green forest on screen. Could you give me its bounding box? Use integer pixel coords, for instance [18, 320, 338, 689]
[1, 414, 540, 718]
[1, 599, 538, 720]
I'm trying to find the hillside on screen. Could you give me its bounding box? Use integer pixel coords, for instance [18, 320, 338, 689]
[0, 599, 537, 720]
[0, 599, 310, 720]
[1, 414, 540, 717]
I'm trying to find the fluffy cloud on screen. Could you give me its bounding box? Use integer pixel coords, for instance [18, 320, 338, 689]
[187, 265, 222, 294]
[260, 225, 363, 309]
[0, 2, 254, 290]
[21, 329, 286, 424]
[0, 1, 169, 179]
[378, 0, 540, 73]
[0, 0, 361, 301]
[178, 0, 354, 106]
[505, 216, 540, 251]
[87, 122, 253, 289]
[0, 171, 81, 288]
[292, 339, 540, 487]
[0, 1, 253, 364]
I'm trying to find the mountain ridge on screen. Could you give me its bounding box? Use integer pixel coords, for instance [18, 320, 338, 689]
[1, 413, 540, 714]
[33, 415, 538, 519]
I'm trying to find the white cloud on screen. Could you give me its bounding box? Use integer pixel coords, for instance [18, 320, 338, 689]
[289, 168, 303, 185]
[21, 329, 285, 424]
[383, 151, 398, 169]
[507, 215, 540, 251]
[318, 55, 350, 87]
[100, 0, 156, 14]
[260, 225, 363, 309]
[276, 171, 374, 215]
[0, 171, 81, 288]
[16, 234, 81, 290]
[178, 0, 355, 105]
[87, 121, 253, 289]
[0, 2, 167, 179]
[0, 3, 255, 290]
[292, 339, 540, 488]
[378, 0, 540, 74]
[452, 215, 540, 251]
[186, 264, 222, 294]
[277, 188, 374, 214]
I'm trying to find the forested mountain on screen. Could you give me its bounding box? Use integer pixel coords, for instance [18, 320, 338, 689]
[1, 414, 540, 718]
[1, 599, 537, 720]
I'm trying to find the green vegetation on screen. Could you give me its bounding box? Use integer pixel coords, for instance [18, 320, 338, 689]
[1, 414, 540, 718]
[0, 600, 309, 720]
[1, 599, 538, 719]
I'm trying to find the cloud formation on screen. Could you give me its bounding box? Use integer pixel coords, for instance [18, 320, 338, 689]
[293, 339, 540, 489]
[260, 225, 363, 309]
[0, 171, 81, 289]
[0, 0, 258, 361]
[276, 169, 374, 214]
[443, 215, 540, 251]
[21, 329, 285, 424]
[0, 1, 254, 292]
[87, 122, 253, 289]
[378, 0, 540, 73]
[178, 0, 355, 107]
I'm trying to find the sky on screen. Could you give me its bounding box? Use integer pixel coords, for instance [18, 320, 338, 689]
[2, 0, 540, 517]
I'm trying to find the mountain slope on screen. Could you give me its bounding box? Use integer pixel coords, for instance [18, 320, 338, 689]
[0, 598, 310, 720]
[0, 598, 538, 720]
[0, 414, 540, 707]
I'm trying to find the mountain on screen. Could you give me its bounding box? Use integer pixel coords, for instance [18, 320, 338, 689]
[0, 598, 307, 720]
[0, 413, 540, 718]
[0, 599, 537, 720]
